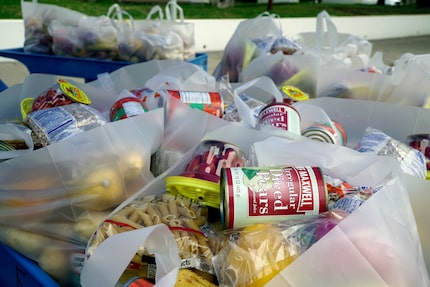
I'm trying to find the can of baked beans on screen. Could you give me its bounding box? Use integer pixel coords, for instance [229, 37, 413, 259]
[220, 166, 328, 229]
[167, 90, 224, 118]
[257, 102, 301, 135]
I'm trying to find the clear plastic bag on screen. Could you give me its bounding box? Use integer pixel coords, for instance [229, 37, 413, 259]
[115, 3, 189, 63]
[21, 0, 85, 54]
[293, 10, 373, 70]
[212, 12, 284, 82]
[213, 210, 348, 287]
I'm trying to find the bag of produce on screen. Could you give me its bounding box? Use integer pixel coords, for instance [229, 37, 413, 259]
[115, 2, 193, 63]
[293, 10, 372, 70]
[0, 63, 171, 285]
[48, 4, 121, 60]
[21, 0, 85, 54]
[212, 12, 288, 82]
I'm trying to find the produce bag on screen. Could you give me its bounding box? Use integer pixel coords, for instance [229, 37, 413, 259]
[240, 50, 320, 97]
[164, 0, 196, 60]
[81, 97, 429, 286]
[212, 12, 285, 82]
[81, 96, 299, 286]
[384, 53, 430, 107]
[294, 10, 372, 70]
[21, 0, 85, 54]
[48, 4, 121, 60]
[115, 1, 194, 63]
[0, 61, 179, 285]
[315, 63, 382, 98]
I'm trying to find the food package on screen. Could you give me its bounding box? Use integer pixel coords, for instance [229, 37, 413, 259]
[81, 103, 430, 286]
[115, 2, 192, 63]
[0, 73, 164, 286]
[240, 51, 320, 97]
[213, 210, 348, 287]
[26, 103, 107, 146]
[86, 192, 221, 286]
[212, 12, 285, 82]
[49, 14, 119, 60]
[293, 10, 372, 70]
[21, 0, 85, 54]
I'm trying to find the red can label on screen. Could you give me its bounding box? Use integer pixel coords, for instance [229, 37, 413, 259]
[257, 103, 301, 135]
[220, 166, 327, 229]
[110, 97, 146, 121]
[168, 90, 223, 118]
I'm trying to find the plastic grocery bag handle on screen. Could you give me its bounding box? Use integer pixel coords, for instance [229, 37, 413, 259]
[80, 224, 180, 286]
[315, 10, 338, 52]
[147, 5, 164, 20]
[256, 11, 283, 33]
[107, 3, 135, 31]
[165, 0, 184, 22]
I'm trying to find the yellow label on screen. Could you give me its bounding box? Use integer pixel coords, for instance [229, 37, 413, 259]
[57, 78, 91, 105]
[281, 85, 309, 102]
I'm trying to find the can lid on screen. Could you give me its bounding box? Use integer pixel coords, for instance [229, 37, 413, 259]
[57, 78, 91, 105]
[302, 125, 337, 144]
[165, 176, 220, 208]
[20, 97, 34, 120]
[281, 85, 309, 102]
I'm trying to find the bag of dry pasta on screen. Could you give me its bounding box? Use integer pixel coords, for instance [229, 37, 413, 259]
[85, 191, 222, 286]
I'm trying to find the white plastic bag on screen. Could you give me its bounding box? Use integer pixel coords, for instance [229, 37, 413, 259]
[212, 12, 283, 82]
[294, 10, 372, 70]
[250, 137, 429, 286]
[21, 0, 85, 54]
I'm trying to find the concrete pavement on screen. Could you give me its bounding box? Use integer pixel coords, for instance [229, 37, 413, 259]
[0, 35, 429, 88]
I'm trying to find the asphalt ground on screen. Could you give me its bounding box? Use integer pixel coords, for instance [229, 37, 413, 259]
[0, 35, 430, 88]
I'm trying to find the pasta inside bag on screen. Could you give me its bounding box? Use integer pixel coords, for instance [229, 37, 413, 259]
[86, 192, 221, 286]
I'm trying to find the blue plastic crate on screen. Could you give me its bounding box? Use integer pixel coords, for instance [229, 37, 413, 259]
[0, 48, 208, 82]
[0, 243, 60, 287]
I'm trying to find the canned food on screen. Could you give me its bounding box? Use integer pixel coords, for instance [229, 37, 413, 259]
[32, 78, 91, 112]
[166, 140, 246, 208]
[110, 97, 146, 122]
[257, 102, 301, 135]
[220, 166, 328, 229]
[301, 121, 347, 146]
[407, 133, 430, 172]
[280, 85, 309, 105]
[168, 90, 224, 118]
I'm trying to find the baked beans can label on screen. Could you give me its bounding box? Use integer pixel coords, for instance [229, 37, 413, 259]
[257, 103, 301, 135]
[220, 166, 328, 229]
[168, 90, 224, 118]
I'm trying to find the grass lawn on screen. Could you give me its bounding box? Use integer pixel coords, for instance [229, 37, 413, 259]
[0, 0, 429, 19]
